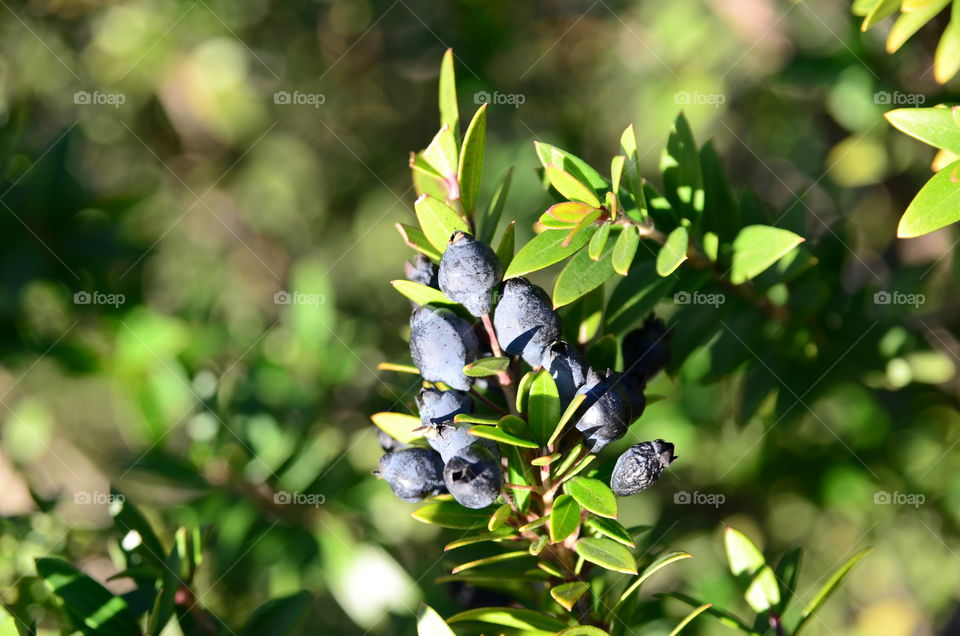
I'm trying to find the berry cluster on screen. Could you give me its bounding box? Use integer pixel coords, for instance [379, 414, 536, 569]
[377, 231, 676, 508]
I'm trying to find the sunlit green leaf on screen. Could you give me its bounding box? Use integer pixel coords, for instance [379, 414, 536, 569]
[584, 517, 635, 548]
[535, 141, 609, 193]
[479, 168, 513, 244]
[794, 548, 871, 634]
[617, 551, 691, 603]
[423, 125, 459, 181]
[656, 226, 688, 276]
[412, 501, 493, 528]
[861, 0, 899, 30]
[36, 558, 140, 636]
[885, 106, 960, 155]
[546, 165, 602, 207]
[447, 607, 567, 632]
[663, 593, 758, 634]
[451, 551, 532, 574]
[564, 477, 617, 519]
[418, 602, 456, 636]
[396, 222, 442, 261]
[529, 370, 560, 445]
[897, 160, 960, 237]
[725, 527, 766, 576]
[415, 195, 469, 252]
[887, 0, 950, 52]
[549, 495, 581, 544]
[463, 356, 510, 377]
[730, 225, 804, 283]
[495, 221, 516, 270]
[551, 581, 589, 611]
[575, 538, 637, 575]
[391, 280, 455, 308]
[370, 412, 423, 444]
[667, 603, 713, 636]
[505, 226, 597, 278]
[589, 222, 611, 260]
[553, 238, 616, 308]
[458, 105, 486, 215]
[438, 49, 459, 145]
[468, 423, 538, 448]
[612, 225, 640, 275]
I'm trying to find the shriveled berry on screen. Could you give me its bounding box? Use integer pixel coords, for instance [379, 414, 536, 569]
[622, 316, 671, 387]
[376, 427, 409, 452]
[405, 254, 439, 288]
[493, 277, 561, 367]
[574, 368, 645, 453]
[378, 447, 446, 502]
[443, 442, 502, 509]
[439, 232, 503, 317]
[610, 439, 676, 496]
[541, 340, 589, 407]
[410, 306, 479, 391]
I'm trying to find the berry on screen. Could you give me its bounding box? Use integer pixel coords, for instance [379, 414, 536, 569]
[622, 316, 671, 387]
[574, 368, 645, 453]
[376, 427, 409, 452]
[609, 439, 676, 496]
[541, 340, 589, 407]
[416, 388, 474, 428]
[410, 306, 479, 391]
[405, 254, 439, 288]
[378, 447, 447, 502]
[492, 277, 561, 367]
[439, 232, 503, 317]
[443, 442, 502, 509]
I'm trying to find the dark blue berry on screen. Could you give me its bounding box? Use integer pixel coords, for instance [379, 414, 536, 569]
[493, 277, 562, 367]
[622, 316, 671, 387]
[405, 254, 439, 288]
[541, 340, 589, 408]
[439, 232, 503, 317]
[574, 368, 645, 453]
[379, 447, 447, 502]
[377, 427, 409, 452]
[410, 306, 479, 391]
[443, 442, 502, 509]
[610, 439, 676, 496]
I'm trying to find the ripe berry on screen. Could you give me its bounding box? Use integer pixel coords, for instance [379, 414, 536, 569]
[439, 232, 503, 317]
[416, 388, 473, 427]
[405, 254, 439, 288]
[540, 340, 589, 407]
[410, 306, 479, 391]
[492, 277, 561, 367]
[609, 439, 676, 496]
[622, 316, 671, 387]
[378, 447, 447, 502]
[574, 368, 645, 453]
[376, 427, 409, 453]
[443, 442, 502, 509]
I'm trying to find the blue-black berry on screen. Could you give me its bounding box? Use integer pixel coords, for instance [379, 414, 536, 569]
[409, 306, 479, 391]
[574, 368, 645, 453]
[609, 439, 676, 496]
[443, 442, 502, 509]
[405, 254, 439, 289]
[377, 427, 409, 453]
[493, 277, 562, 367]
[622, 316, 671, 387]
[379, 447, 447, 502]
[541, 340, 589, 408]
[439, 232, 503, 317]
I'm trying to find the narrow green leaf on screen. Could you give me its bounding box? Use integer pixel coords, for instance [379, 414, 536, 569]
[656, 226, 688, 276]
[396, 223, 442, 261]
[495, 221, 516, 270]
[506, 445, 533, 513]
[447, 607, 567, 632]
[377, 361, 420, 374]
[662, 593, 758, 634]
[418, 602, 456, 636]
[35, 558, 140, 636]
[463, 356, 510, 377]
[518, 516, 547, 533]
[370, 412, 423, 443]
[885, 106, 960, 155]
[553, 443, 584, 480]
[468, 424, 538, 448]
[794, 548, 871, 634]
[542, 201, 598, 226]
[547, 392, 588, 448]
[575, 538, 637, 575]
[612, 225, 640, 275]
[861, 0, 899, 30]
[559, 454, 596, 483]
[451, 551, 532, 574]
[529, 370, 560, 445]
[454, 413, 500, 426]
[730, 225, 804, 283]
[445, 529, 516, 551]
[557, 627, 610, 635]
[391, 280, 455, 307]
[438, 49, 459, 145]
[887, 0, 950, 52]
[617, 551, 692, 603]
[415, 195, 469, 252]
[898, 160, 960, 238]
[458, 104, 487, 215]
[549, 495, 581, 543]
[605, 258, 674, 336]
[551, 581, 589, 611]
[667, 603, 712, 636]
[700, 141, 739, 242]
[564, 477, 617, 519]
[529, 534, 549, 555]
[423, 125, 459, 181]
[239, 591, 312, 636]
[620, 124, 648, 218]
[660, 113, 704, 224]
[505, 226, 598, 278]
[553, 238, 616, 308]
[744, 565, 781, 614]
[479, 168, 513, 244]
[411, 150, 449, 201]
[774, 547, 803, 615]
[516, 371, 535, 414]
[110, 493, 166, 569]
[0, 605, 19, 636]
[488, 503, 512, 531]
[535, 141, 609, 193]
[148, 529, 183, 636]
[610, 155, 626, 195]
[588, 222, 612, 260]
[546, 165, 602, 207]
[584, 517, 635, 548]
[725, 527, 766, 576]
[412, 501, 493, 528]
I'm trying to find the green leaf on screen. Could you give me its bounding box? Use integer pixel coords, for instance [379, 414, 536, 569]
[744, 565, 781, 614]
[444, 528, 517, 551]
[935, 5, 960, 77]
[885, 106, 960, 155]
[0, 605, 19, 636]
[110, 493, 166, 568]
[774, 547, 802, 615]
[418, 603, 456, 636]
[898, 160, 960, 238]
[415, 195, 469, 253]
[730, 225, 804, 283]
[794, 548, 871, 634]
[553, 443, 584, 478]
[148, 528, 183, 636]
[557, 628, 610, 636]
[451, 551, 532, 574]
[861, 0, 899, 30]
[610, 155, 626, 195]
[412, 501, 493, 528]
[700, 141, 739, 242]
[887, 0, 950, 52]
[529, 370, 560, 445]
[617, 551, 692, 603]
[411, 150, 449, 201]
[370, 412, 423, 444]
[660, 113, 704, 225]
[588, 222, 612, 260]
[551, 581, 589, 611]
[612, 226, 640, 275]
[458, 104, 486, 215]
[423, 125, 459, 181]
[605, 257, 673, 336]
[518, 516, 548, 533]
[239, 591, 312, 636]
[396, 223, 442, 261]
[584, 517, 635, 548]
[620, 125, 648, 218]
[438, 49, 459, 146]
[559, 454, 596, 484]
[506, 445, 534, 513]
[532, 452, 561, 466]
[391, 280, 455, 308]
[516, 370, 535, 414]
[553, 239, 616, 308]
[667, 603, 713, 636]
[575, 538, 637, 575]
[35, 558, 140, 636]
[541, 201, 599, 227]
[529, 534, 549, 556]
[535, 141, 609, 193]
[488, 503, 512, 531]
[725, 527, 766, 577]
[495, 221, 516, 270]
[662, 593, 758, 634]
[546, 165, 602, 207]
[564, 477, 617, 519]
[463, 356, 510, 377]
[447, 607, 567, 632]
[454, 413, 500, 426]
[549, 494, 581, 543]
[469, 424, 538, 448]
[505, 226, 598, 278]
[547, 392, 588, 447]
[656, 226, 688, 276]
[479, 168, 513, 244]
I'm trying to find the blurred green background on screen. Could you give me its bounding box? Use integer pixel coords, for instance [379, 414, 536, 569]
[1, 0, 959, 633]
